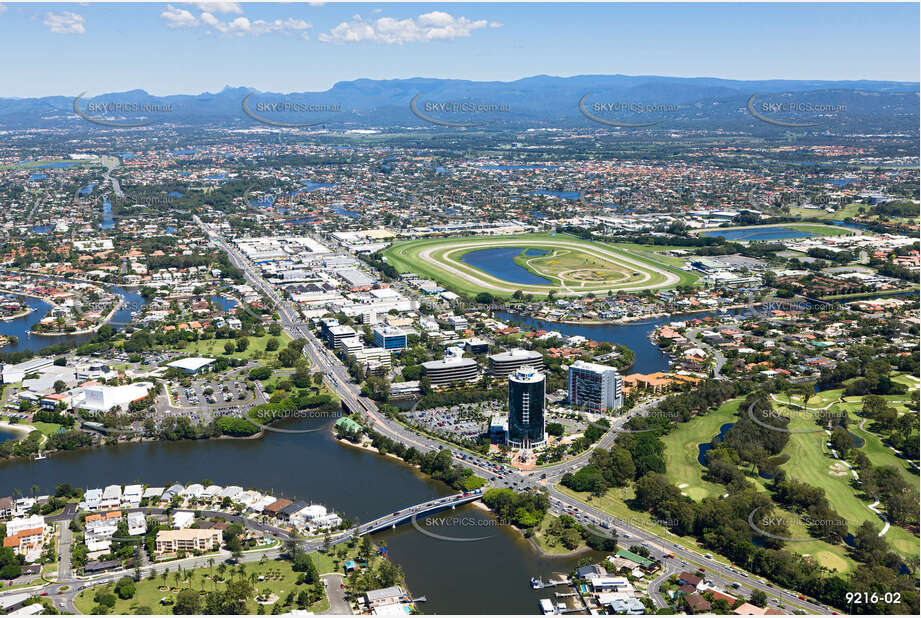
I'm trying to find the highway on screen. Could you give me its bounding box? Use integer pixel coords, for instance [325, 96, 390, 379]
[196, 218, 835, 615]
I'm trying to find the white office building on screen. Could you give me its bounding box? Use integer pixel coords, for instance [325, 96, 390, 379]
[568, 360, 624, 411]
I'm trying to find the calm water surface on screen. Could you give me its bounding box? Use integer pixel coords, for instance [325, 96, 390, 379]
[460, 247, 550, 285]
[0, 428, 587, 613]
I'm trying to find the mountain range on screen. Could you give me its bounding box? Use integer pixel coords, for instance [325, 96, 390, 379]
[1, 74, 917, 131]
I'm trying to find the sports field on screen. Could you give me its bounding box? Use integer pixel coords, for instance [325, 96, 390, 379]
[382, 234, 694, 297]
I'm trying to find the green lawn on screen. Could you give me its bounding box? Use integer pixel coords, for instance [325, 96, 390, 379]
[382, 233, 691, 298]
[661, 399, 741, 501]
[28, 421, 63, 437]
[0, 159, 97, 171]
[656, 397, 859, 573]
[788, 203, 865, 221]
[531, 514, 590, 555]
[161, 332, 292, 362]
[848, 417, 917, 487]
[74, 557, 330, 615]
[777, 408, 919, 562]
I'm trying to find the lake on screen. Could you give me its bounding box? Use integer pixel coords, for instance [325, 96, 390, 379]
[331, 206, 361, 219]
[533, 190, 580, 200]
[698, 422, 735, 465]
[700, 226, 815, 241]
[101, 197, 115, 229]
[460, 247, 550, 285]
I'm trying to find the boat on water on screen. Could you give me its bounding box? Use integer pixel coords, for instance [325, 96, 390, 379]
[33, 451, 47, 460]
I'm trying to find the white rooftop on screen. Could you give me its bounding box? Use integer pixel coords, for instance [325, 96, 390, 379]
[166, 357, 216, 371]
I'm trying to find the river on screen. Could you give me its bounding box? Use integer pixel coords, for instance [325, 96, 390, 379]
[0, 288, 239, 355]
[0, 286, 148, 354]
[1, 302, 701, 611]
[0, 425, 590, 613]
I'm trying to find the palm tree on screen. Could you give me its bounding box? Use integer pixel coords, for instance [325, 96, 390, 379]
[208, 557, 215, 590]
[30, 484, 39, 498]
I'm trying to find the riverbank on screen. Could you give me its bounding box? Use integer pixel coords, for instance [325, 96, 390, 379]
[336, 435, 591, 559]
[0, 413, 592, 614]
[28, 297, 123, 337]
[1, 307, 32, 322]
[0, 420, 34, 437]
[528, 302, 758, 326]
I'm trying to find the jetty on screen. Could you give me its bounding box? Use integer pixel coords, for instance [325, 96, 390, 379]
[530, 577, 572, 590]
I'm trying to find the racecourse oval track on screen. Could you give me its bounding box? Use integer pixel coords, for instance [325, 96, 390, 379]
[398, 236, 682, 296]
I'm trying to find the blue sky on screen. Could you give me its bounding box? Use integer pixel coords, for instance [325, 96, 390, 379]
[0, 2, 918, 97]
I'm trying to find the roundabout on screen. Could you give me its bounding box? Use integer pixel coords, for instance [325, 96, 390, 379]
[383, 234, 688, 297]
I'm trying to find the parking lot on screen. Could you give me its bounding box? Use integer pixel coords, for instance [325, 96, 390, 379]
[172, 378, 250, 408]
[401, 401, 500, 441]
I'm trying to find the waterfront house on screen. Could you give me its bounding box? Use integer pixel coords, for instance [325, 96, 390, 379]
[277, 500, 308, 522]
[161, 484, 185, 504]
[587, 576, 632, 593]
[180, 484, 205, 500]
[122, 485, 143, 508]
[364, 586, 406, 609]
[83, 488, 102, 510]
[262, 498, 293, 518]
[217, 486, 243, 502]
[142, 487, 165, 501]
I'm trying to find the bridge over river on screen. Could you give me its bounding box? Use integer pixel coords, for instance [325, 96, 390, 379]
[355, 489, 484, 535]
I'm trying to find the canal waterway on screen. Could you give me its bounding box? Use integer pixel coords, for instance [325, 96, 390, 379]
[0, 426, 590, 613]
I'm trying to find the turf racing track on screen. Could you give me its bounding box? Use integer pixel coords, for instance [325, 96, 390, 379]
[385, 235, 684, 297]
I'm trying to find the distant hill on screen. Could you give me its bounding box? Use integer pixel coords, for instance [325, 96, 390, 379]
[0, 74, 916, 131]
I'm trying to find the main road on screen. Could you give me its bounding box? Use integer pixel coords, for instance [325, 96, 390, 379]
[196, 218, 833, 615]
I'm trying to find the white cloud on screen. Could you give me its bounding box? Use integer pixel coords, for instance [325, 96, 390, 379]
[319, 11, 499, 45]
[161, 5, 199, 28]
[194, 2, 242, 14]
[162, 4, 310, 37]
[43, 11, 86, 34]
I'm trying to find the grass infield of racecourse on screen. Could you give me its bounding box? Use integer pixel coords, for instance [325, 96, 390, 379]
[382, 233, 693, 297]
